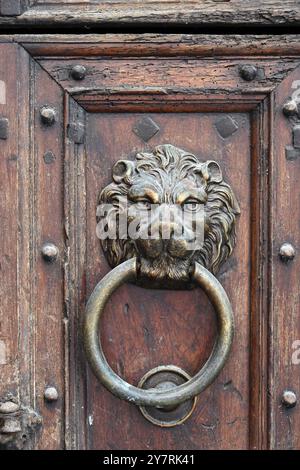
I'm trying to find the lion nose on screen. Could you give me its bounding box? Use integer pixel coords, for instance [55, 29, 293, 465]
[159, 222, 175, 239]
[157, 204, 178, 239]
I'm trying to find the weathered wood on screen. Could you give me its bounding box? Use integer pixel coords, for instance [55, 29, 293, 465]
[32, 61, 65, 450]
[19, 34, 300, 58]
[0, 43, 19, 419]
[270, 66, 300, 450]
[1, 34, 300, 450]
[0, 1, 300, 26]
[249, 98, 271, 450]
[37, 57, 299, 113]
[0, 43, 66, 450]
[63, 97, 87, 450]
[85, 111, 251, 449]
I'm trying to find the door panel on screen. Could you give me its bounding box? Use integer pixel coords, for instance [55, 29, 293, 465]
[85, 112, 250, 449]
[1, 35, 300, 450]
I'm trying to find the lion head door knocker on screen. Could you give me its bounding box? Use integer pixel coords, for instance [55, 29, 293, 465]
[84, 144, 240, 427]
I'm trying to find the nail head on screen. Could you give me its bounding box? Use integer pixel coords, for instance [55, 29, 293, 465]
[41, 243, 59, 262]
[44, 387, 58, 402]
[70, 65, 86, 81]
[40, 107, 56, 126]
[283, 100, 298, 117]
[282, 390, 297, 408]
[279, 243, 295, 262]
[239, 65, 258, 81]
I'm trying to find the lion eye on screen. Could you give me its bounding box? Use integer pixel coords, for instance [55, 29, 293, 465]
[182, 201, 201, 212]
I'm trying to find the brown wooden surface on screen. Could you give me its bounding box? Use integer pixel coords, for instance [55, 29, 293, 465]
[270, 67, 300, 450]
[0, 44, 19, 414]
[0, 35, 300, 449]
[84, 112, 250, 450]
[31, 60, 65, 450]
[0, 44, 66, 449]
[18, 34, 300, 57]
[0, 1, 300, 27]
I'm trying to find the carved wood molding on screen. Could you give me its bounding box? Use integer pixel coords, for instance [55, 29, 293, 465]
[0, 1, 300, 26]
[12, 35, 299, 115]
[18, 34, 300, 58]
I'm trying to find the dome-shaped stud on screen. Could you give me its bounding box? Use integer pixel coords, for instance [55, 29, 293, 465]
[282, 390, 297, 408]
[283, 100, 298, 117]
[279, 243, 295, 262]
[41, 243, 59, 262]
[239, 65, 258, 81]
[70, 65, 87, 81]
[40, 106, 56, 126]
[44, 387, 59, 403]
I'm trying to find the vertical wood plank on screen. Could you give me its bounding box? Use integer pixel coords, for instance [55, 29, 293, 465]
[270, 66, 300, 449]
[16, 44, 36, 449]
[31, 60, 65, 450]
[64, 96, 87, 450]
[0, 43, 19, 406]
[249, 99, 271, 450]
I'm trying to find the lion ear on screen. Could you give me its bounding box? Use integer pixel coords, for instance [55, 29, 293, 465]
[200, 160, 223, 183]
[112, 160, 135, 183]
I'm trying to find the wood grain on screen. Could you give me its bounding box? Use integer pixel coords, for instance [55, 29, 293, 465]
[84, 111, 251, 449]
[31, 61, 65, 450]
[0, 44, 19, 411]
[19, 34, 300, 58]
[0, 1, 300, 27]
[1, 34, 300, 450]
[269, 65, 300, 450]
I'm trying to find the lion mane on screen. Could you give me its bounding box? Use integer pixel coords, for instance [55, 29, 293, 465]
[98, 144, 240, 279]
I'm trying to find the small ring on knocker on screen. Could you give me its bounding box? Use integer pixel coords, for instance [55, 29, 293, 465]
[83, 257, 234, 410]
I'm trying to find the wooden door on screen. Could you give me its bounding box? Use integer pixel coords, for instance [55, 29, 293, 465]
[1, 35, 300, 450]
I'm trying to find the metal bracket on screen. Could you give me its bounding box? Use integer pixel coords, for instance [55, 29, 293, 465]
[0, 396, 42, 449]
[0, 0, 27, 16]
[0, 118, 9, 140]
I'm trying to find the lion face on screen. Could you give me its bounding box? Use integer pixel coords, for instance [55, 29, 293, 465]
[98, 144, 240, 287]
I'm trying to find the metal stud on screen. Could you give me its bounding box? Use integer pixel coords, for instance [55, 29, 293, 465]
[215, 115, 239, 139]
[282, 390, 297, 408]
[239, 65, 258, 81]
[44, 387, 58, 403]
[41, 243, 59, 262]
[0, 118, 9, 140]
[43, 151, 55, 164]
[279, 243, 295, 262]
[133, 116, 160, 142]
[283, 100, 298, 117]
[70, 65, 87, 81]
[40, 106, 56, 126]
[293, 125, 300, 149]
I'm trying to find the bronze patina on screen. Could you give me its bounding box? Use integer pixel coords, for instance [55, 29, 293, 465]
[84, 144, 240, 426]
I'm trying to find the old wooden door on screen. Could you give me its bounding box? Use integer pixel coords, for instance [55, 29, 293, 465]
[1, 34, 300, 450]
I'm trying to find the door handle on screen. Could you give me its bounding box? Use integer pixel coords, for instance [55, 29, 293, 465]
[83, 144, 240, 427]
[84, 258, 233, 419]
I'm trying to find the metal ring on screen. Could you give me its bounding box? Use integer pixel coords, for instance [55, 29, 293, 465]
[83, 258, 234, 408]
